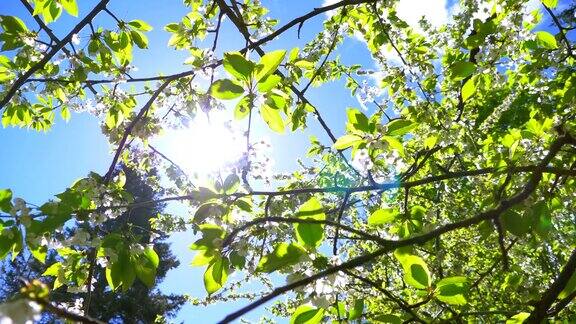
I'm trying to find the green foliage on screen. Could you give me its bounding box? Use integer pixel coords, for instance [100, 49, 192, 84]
[293, 197, 326, 248]
[257, 242, 306, 273]
[290, 305, 324, 324]
[2, 0, 576, 323]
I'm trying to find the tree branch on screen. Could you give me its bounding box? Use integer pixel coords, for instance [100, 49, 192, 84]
[216, 133, 574, 322]
[0, 0, 110, 109]
[527, 247, 576, 322]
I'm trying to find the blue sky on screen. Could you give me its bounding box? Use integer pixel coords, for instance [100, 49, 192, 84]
[0, 0, 563, 322]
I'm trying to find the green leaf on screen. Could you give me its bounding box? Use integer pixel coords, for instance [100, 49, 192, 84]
[234, 95, 251, 120]
[223, 174, 240, 194]
[542, 0, 558, 8]
[294, 197, 326, 249]
[368, 208, 398, 226]
[386, 119, 418, 136]
[501, 210, 531, 236]
[30, 244, 48, 263]
[450, 61, 476, 80]
[257, 74, 282, 93]
[395, 254, 431, 289]
[346, 108, 371, 133]
[0, 15, 28, 33]
[535, 31, 558, 50]
[260, 103, 285, 133]
[191, 249, 215, 266]
[60, 0, 78, 16]
[43, 1, 63, 24]
[130, 30, 149, 49]
[106, 250, 136, 292]
[348, 299, 364, 320]
[134, 246, 159, 288]
[506, 312, 530, 324]
[42, 262, 62, 276]
[0, 227, 16, 259]
[333, 134, 363, 150]
[257, 242, 306, 273]
[462, 74, 478, 102]
[223, 52, 255, 81]
[0, 189, 12, 212]
[210, 79, 245, 99]
[256, 49, 286, 81]
[128, 19, 153, 31]
[383, 136, 405, 156]
[435, 276, 469, 305]
[290, 305, 324, 324]
[204, 257, 229, 294]
[530, 201, 552, 236]
[60, 106, 71, 122]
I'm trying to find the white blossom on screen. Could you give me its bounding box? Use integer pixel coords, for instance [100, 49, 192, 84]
[71, 33, 81, 45]
[352, 149, 373, 175]
[0, 299, 42, 324]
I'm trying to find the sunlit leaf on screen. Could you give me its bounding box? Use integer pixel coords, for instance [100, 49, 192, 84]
[294, 197, 325, 249]
[333, 134, 363, 150]
[210, 79, 245, 99]
[128, 19, 153, 31]
[204, 257, 229, 294]
[368, 208, 398, 226]
[257, 243, 306, 273]
[535, 31, 558, 49]
[223, 52, 255, 81]
[256, 49, 286, 81]
[435, 276, 469, 305]
[290, 305, 324, 324]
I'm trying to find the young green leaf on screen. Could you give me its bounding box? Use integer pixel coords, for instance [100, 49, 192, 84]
[462, 74, 478, 102]
[294, 197, 326, 249]
[60, 0, 78, 17]
[130, 30, 149, 49]
[542, 0, 558, 8]
[223, 174, 240, 194]
[260, 103, 285, 133]
[106, 251, 136, 292]
[257, 74, 282, 93]
[395, 254, 431, 289]
[134, 246, 159, 288]
[223, 52, 255, 81]
[386, 119, 418, 136]
[256, 49, 286, 81]
[257, 242, 306, 273]
[0, 189, 13, 212]
[290, 305, 324, 324]
[210, 79, 245, 99]
[234, 95, 251, 120]
[506, 312, 530, 323]
[348, 299, 364, 320]
[435, 276, 469, 305]
[191, 249, 215, 267]
[535, 31, 558, 50]
[128, 19, 153, 31]
[0, 15, 28, 33]
[501, 210, 531, 236]
[368, 208, 398, 226]
[333, 134, 363, 150]
[450, 61, 476, 80]
[204, 257, 229, 294]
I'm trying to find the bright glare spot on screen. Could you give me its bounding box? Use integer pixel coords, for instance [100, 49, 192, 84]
[162, 111, 245, 178]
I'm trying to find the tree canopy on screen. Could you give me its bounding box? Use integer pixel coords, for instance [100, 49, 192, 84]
[0, 0, 576, 323]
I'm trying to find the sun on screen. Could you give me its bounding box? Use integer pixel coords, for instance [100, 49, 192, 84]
[160, 111, 246, 178]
